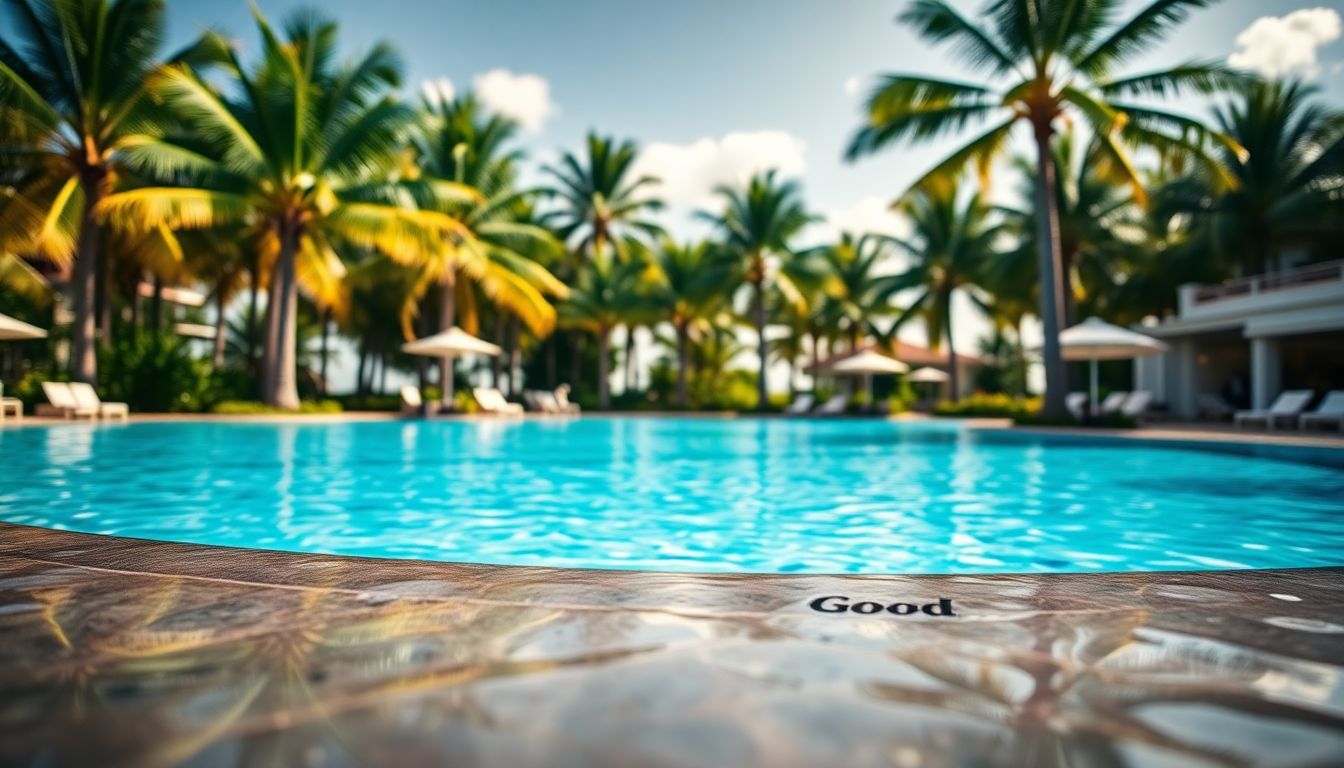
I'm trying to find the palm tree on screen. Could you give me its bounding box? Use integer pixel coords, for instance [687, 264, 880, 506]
[1002, 130, 1145, 325]
[647, 239, 735, 407]
[806, 233, 903, 350]
[558, 251, 649, 409]
[846, 0, 1240, 417]
[701, 170, 815, 410]
[1157, 79, 1344, 276]
[0, 0, 218, 385]
[543, 133, 664, 262]
[411, 93, 565, 407]
[98, 9, 471, 409]
[887, 185, 1001, 402]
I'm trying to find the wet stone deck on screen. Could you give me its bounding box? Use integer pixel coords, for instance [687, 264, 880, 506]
[2, 523, 1343, 767]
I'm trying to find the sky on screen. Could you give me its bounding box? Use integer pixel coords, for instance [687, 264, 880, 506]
[163, 0, 1344, 393]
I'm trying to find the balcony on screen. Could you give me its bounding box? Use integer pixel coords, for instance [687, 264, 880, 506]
[1178, 260, 1344, 321]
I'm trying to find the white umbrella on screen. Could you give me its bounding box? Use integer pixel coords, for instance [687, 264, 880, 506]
[1059, 317, 1168, 415]
[828, 350, 910, 405]
[0, 313, 47, 341]
[401, 327, 502, 407]
[907, 366, 949, 383]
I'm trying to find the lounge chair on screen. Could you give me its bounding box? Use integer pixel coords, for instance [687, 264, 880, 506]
[553, 384, 581, 414]
[400, 386, 423, 417]
[35, 382, 97, 420]
[473, 387, 524, 415]
[1065, 392, 1087, 420]
[1300, 390, 1344, 432]
[784, 393, 815, 415]
[813, 393, 849, 416]
[1099, 391, 1129, 415]
[67, 382, 129, 421]
[1196, 393, 1235, 421]
[1119, 390, 1153, 421]
[1234, 390, 1314, 430]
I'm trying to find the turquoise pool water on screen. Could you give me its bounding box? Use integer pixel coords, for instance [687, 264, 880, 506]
[1, 418, 1341, 574]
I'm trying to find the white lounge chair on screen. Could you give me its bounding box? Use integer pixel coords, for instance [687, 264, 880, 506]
[1300, 390, 1344, 432]
[67, 382, 129, 421]
[1099, 391, 1129, 415]
[35, 382, 97, 420]
[1234, 390, 1314, 430]
[553, 384, 580, 414]
[1120, 390, 1153, 420]
[400, 386, 423, 417]
[473, 387, 523, 415]
[784, 393, 815, 415]
[1065, 392, 1087, 420]
[813, 393, 849, 415]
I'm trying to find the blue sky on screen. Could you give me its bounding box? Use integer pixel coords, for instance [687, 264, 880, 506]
[164, 0, 1344, 389]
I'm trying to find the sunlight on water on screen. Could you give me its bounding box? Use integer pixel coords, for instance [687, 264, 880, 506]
[2, 419, 1342, 574]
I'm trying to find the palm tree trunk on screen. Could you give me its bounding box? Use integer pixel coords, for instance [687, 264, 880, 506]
[507, 315, 521, 399]
[810, 329, 820, 393]
[753, 274, 768, 411]
[355, 343, 367, 395]
[150, 276, 163, 331]
[213, 289, 228, 370]
[624, 325, 636, 393]
[319, 308, 330, 396]
[944, 291, 960, 402]
[546, 335, 557, 389]
[676, 321, 689, 407]
[597, 326, 610, 410]
[96, 253, 111, 349]
[439, 271, 456, 408]
[70, 171, 104, 384]
[262, 220, 301, 410]
[246, 256, 261, 367]
[490, 313, 504, 387]
[570, 334, 583, 391]
[1032, 124, 1068, 418]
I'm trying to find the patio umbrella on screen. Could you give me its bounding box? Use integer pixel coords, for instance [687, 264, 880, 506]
[401, 327, 502, 407]
[0, 313, 47, 341]
[828, 349, 910, 405]
[1058, 317, 1168, 415]
[907, 366, 949, 383]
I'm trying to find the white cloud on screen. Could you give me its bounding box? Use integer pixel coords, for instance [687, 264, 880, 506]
[632, 131, 808, 210]
[473, 70, 556, 133]
[1228, 8, 1342, 79]
[844, 76, 862, 97]
[420, 77, 455, 107]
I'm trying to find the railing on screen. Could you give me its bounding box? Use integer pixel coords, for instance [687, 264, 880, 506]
[1190, 260, 1343, 306]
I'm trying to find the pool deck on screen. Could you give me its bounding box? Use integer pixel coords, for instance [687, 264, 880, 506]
[3, 524, 1343, 767]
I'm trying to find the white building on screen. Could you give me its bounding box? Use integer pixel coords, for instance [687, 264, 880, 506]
[1135, 260, 1344, 419]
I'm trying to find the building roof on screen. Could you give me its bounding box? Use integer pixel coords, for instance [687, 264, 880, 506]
[806, 341, 985, 374]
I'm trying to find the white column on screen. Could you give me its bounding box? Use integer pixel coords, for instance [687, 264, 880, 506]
[1249, 336, 1281, 410]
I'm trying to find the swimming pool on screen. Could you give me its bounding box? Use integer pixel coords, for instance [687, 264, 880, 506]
[2, 418, 1341, 574]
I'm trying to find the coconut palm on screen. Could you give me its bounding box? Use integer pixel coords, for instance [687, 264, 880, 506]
[0, 0, 222, 384]
[647, 239, 735, 407]
[700, 170, 815, 410]
[886, 185, 1002, 401]
[410, 93, 565, 406]
[1157, 79, 1344, 276]
[542, 133, 664, 262]
[97, 8, 474, 408]
[846, 0, 1240, 417]
[1001, 130, 1145, 325]
[806, 233, 904, 350]
[558, 250, 650, 409]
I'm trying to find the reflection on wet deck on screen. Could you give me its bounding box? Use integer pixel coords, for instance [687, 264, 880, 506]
[1, 523, 1343, 767]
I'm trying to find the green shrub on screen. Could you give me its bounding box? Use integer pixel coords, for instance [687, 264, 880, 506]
[211, 399, 343, 415]
[97, 330, 212, 412]
[933, 393, 1042, 419]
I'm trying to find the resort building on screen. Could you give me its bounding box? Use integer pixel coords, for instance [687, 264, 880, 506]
[1135, 260, 1344, 419]
[810, 340, 985, 399]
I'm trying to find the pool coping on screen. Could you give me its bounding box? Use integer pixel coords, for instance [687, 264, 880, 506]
[3, 522, 1344, 766]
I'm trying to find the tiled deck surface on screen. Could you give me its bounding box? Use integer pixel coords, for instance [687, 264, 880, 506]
[2, 524, 1343, 767]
